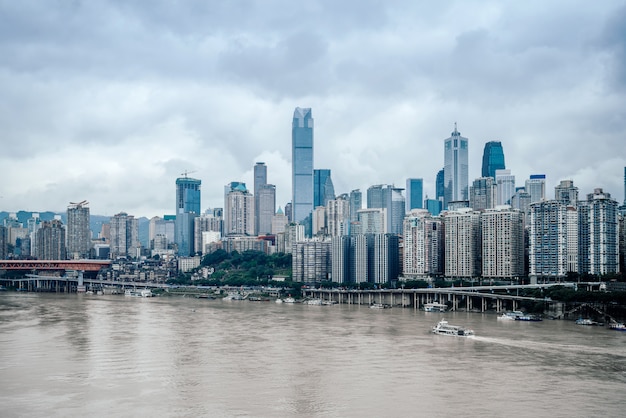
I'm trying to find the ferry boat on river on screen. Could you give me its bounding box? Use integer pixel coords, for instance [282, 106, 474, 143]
[432, 319, 474, 337]
[423, 302, 447, 312]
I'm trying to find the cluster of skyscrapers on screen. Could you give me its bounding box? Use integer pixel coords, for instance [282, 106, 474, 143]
[1, 108, 625, 286]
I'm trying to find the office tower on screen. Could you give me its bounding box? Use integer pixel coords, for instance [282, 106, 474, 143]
[34, 219, 66, 260]
[578, 188, 619, 275]
[367, 184, 385, 208]
[469, 177, 497, 211]
[67, 200, 91, 259]
[355, 208, 386, 235]
[443, 124, 469, 209]
[292, 107, 314, 224]
[554, 179, 578, 206]
[224, 182, 254, 236]
[525, 174, 546, 204]
[529, 201, 577, 279]
[271, 207, 289, 235]
[314, 169, 335, 208]
[481, 141, 506, 178]
[149, 216, 176, 249]
[349, 189, 362, 222]
[443, 208, 481, 278]
[109, 212, 139, 259]
[284, 203, 292, 223]
[406, 178, 424, 212]
[424, 198, 442, 216]
[0, 225, 7, 259]
[367, 184, 405, 235]
[373, 234, 400, 284]
[175, 175, 201, 256]
[254, 162, 267, 235]
[481, 207, 525, 279]
[403, 210, 443, 278]
[495, 169, 516, 206]
[327, 194, 350, 237]
[292, 239, 331, 283]
[283, 223, 305, 254]
[435, 168, 445, 202]
[257, 184, 276, 235]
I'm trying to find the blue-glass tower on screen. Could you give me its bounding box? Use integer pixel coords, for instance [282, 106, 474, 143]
[435, 169, 444, 201]
[314, 169, 335, 208]
[406, 178, 424, 211]
[175, 176, 201, 256]
[481, 141, 506, 178]
[292, 107, 314, 224]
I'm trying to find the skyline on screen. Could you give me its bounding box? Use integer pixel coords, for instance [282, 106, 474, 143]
[2, 1, 626, 217]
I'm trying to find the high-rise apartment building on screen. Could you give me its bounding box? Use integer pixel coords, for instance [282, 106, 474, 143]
[406, 178, 424, 211]
[578, 188, 619, 275]
[554, 179, 578, 206]
[175, 176, 201, 256]
[292, 239, 331, 283]
[403, 210, 443, 278]
[292, 107, 314, 224]
[443, 208, 481, 278]
[372, 234, 400, 284]
[34, 219, 66, 260]
[481, 207, 525, 279]
[525, 174, 546, 204]
[443, 124, 469, 209]
[331, 235, 351, 284]
[327, 194, 350, 237]
[469, 177, 497, 211]
[149, 216, 175, 250]
[0, 225, 7, 259]
[481, 141, 506, 178]
[194, 213, 222, 254]
[271, 208, 289, 235]
[312, 206, 327, 236]
[511, 188, 532, 225]
[67, 200, 91, 259]
[529, 201, 577, 279]
[110, 212, 139, 259]
[354, 208, 386, 235]
[224, 182, 254, 236]
[495, 169, 516, 206]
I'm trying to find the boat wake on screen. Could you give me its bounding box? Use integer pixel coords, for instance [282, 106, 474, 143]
[472, 335, 626, 358]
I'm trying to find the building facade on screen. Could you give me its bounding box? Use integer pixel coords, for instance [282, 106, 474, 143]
[578, 188, 619, 275]
[109, 212, 139, 259]
[254, 162, 267, 235]
[292, 107, 314, 224]
[443, 209, 481, 278]
[403, 210, 443, 278]
[66, 201, 91, 259]
[481, 207, 525, 279]
[292, 239, 331, 283]
[495, 169, 516, 206]
[525, 175, 546, 205]
[175, 176, 201, 256]
[406, 178, 424, 211]
[443, 124, 469, 209]
[224, 182, 254, 236]
[481, 141, 506, 178]
[313, 169, 335, 208]
[469, 177, 497, 211]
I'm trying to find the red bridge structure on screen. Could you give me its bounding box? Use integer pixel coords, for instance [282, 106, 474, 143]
[0, 260, 111, 275]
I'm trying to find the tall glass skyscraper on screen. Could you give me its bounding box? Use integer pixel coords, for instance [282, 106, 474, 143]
[254, 162, 268, 235]
[443, 124, 469, 209]
[292, 107, 314, 224]
[314, 169, 335, 208]
[175, 176, 201, 256]
[481, 141, 506, 178]
[406, 178, 424, 211]
[435, 169, 445, 202]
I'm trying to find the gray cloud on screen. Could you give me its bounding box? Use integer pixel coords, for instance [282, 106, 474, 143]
[1, 0, 625, 217]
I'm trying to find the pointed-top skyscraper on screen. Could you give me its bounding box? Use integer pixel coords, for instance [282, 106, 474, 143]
[292, 107, 314, 224]
[443, 123, 469, 209]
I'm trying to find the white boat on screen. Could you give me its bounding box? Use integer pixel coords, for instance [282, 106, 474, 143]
[575, 318, 598, 326]
[432, 319, 474, 337]
[275, 298, 283, 304]
[223, 293, 245, 301]
[497, 311, 524, 320]
[370, 303, 391, 309]
[424, 302, 447, 312]
[283, 297, 296, 303]
[305, 299, 323, 305]
[609, 322, 626, 331]
[124, 289, 153, 297]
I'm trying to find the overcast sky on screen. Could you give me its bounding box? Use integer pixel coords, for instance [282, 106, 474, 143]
[2, 0, 625, 218]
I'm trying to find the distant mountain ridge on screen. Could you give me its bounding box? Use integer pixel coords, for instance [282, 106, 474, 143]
[0, 211, 150, 248]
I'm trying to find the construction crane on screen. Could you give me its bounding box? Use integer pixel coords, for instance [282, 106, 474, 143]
[69, 200, 89, 209]
[180, 170, 197, 178]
